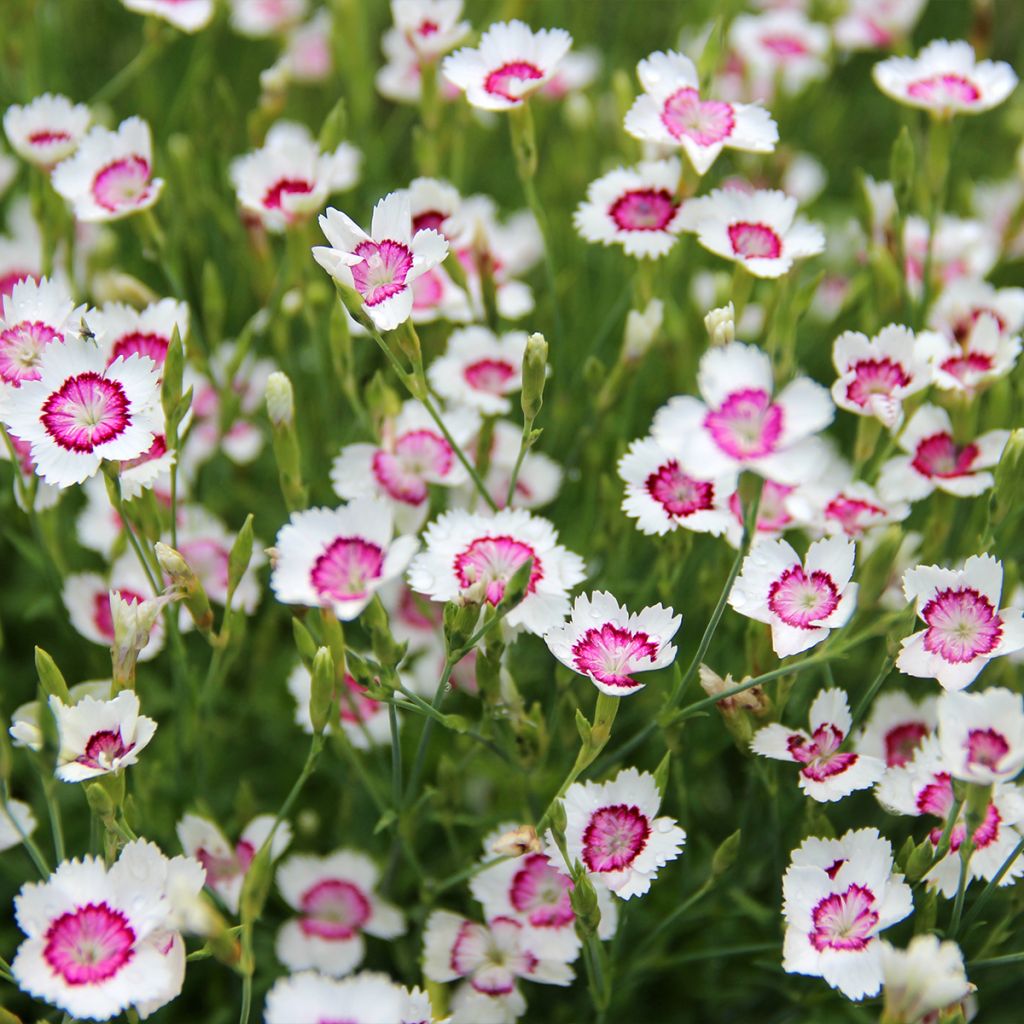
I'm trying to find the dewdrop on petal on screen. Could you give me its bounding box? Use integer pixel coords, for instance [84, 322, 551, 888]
[704, 303, 735, 347]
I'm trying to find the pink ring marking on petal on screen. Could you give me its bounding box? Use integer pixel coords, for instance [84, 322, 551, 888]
[608, 188, 678, 232]
[463, 357, 518, 394]
[508, 853, 574, 928]
[571, 623, 659, 689]
[661, 87, 736, 146]
[581, 803, 651, 872]
[0, 320, 62, 384]
[911, 433, 980, 479]
[808, 884, 879, 952]
[41, 371, 133, 453]
[310, 536, 385, 603]
[883, 721, 929, 768]
[906, 73, 981, 106]
[921, 586, 1002, 663]
[844, 358, 911, 407]
[91, 156, 153, 213]
[727, 221, 782, 260]
[704, 388, 784, 460]
[453, 534, 542, 605]
[43, 902, 136, 985]
[966, 727, 1010, 772]
[110, 331, 169, 366]
[350, 239, 414, 308]
[768, 566, 840, 629]
[299, 878, 372, 940]
[483, 60, 544, 101]
[646, 460, 716, 519]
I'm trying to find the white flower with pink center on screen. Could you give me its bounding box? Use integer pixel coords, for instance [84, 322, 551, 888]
[729, 535, 858, 657]
[833, 0, 926, 52]
[730, 10, 831, 99]
[898, 555, 1024, 691]
[901, 213, 998, 301]
[423, 909, 574, 1001]
[264, 969, 433, 1024]
[0, 797, 37, 854]
[930, 278, 1024, 344]
[271, 497, 419, 621]
[573, 158, 689, 259]
[11, 839, 202, 1020]
[618, 435, 737, 537]
[782, 827, 913, 1000]
[876, 735, 1024, 897]
[472, 417, 563, 511]
[878, 935, 971, 1024]
[557, 767, 685, 900]
[831, 323, 934, 429]
[231, 121, 361, 234]
[0, 276, 86, 390]
[877, 404, 1008, 506]
[10, 680, 111, 753]
[392, 0, 469, 61]
[624, 50, 778, 175]
[88, 297, 189, 369]
[937, 687, 1024, 786]
[874, 39, 1017, 117]
[544, 591, 680, 697]
[681, 187, 825, 278]
[786, 478, 909, 542]
[51, 117, 163, 222]
[752, 688, 885, 802]
[722, 475, 809, 548]
[313, 191, 448, 332]
[331, 399, 479, 531]
[177, 812, 292, 915]
[121, 0, 214, 32]
[229, 0, 307, 37]
[427, 326, 528, 414]
[442, 19, 572, 111]
[853, 690, 936, 769]
[48, 689, 158, 783]
[263, 9, 334, 88]
[286, 660, 393, 749]
[275, 849, 405, 977]
[407, 507, 586, 637]
[3, 93, 91, 169]
[924, 312, 1022, 395]
[651, 342, 834, 484]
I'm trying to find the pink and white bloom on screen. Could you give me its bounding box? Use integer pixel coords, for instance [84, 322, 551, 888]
[392, 0, 470, 61]
[878, 935, 972, 1024]
[423, 910, 574, 998]
[407, 508, 586, 637]
[878, 404, 1009, 506]
[574, 159, 688, 259]
[558, 767, 685, 899]
[898, 555, 1024, 690]
[831, 324, 934, 429]
[9, 681, 112, 752]
[681, 188, 825, 278]
[261, 10, 334, 88]
[624, 51, 777, 174]
[729, 536, 858, 657]
[271, 498, 419, 621]
[48, 689, 158, 783]
[730, 10, 831, 99]
[88, 297, 189, 369]
[313, 191, 448, 331]
[902, 213, 998, 301]
[264, 970, 433, 1024]
[618, 435, 736, 537]
[0, 276, 86, 389]
[787, 479, 909, 541]
[442, 20, 573, 111]
[275, 849, 405, 976]
[874, 39, 1018, 117]
[177, 813, 292, 915]
[0, 200, 43, 299]
[544, 591, 680, 697]
[723, 476, 806, 548]
[286, 661, 392, 749]
[0, 797, 37, 853]
[752, 688, 885, 802]
[877, 735, 1024, 897]
[229, 0, 306, 37]
[3, 94, 91, 168]
[51, 117, 163, 222]
[427, 326, 528, 414]
[937, 688, 1024, 785]
[853, 690, 936, 768]
[782, 827, 913, 999]
[925, 313, 1021, 395]
[833, 0, 926, 52]
[929, 277, 1024, 345]
[651, 343, 834, 484]
[121, 0, 214, 32]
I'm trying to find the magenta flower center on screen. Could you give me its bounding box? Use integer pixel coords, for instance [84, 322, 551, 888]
[911, 433, 979, 479]
[760, 33, 809, 57]
[299, 879, 372, 940]
[110, 331, 169, 365]
[809, 884, 879, 952]
[883, 721, 929, 768]
[262, 177, 314, 213]
[350, 239, 414, 308]
[43, 902, 136, 985]
[91, 156, 152, 212]
[453, 535, 542, 605]
[966, 727, 1010, 771]
[704, 388, 784, 459]
[906, 73, 981, 106]
[0, 320, 62, 384]
[310, 536, 385, 603]
[77, 729, 135, 771]
[412, 209, 447, 234]
[582, 803, 651, 872]
[463, 357, 518, 394]
[940, 351, 994, 383]
[823, 495, 886, 537]
[787, 723, 858, 781]
[483, 60, 544, 102]
[768, 565, 840, 629]
[571, 623, 659, 689]
[661, 87, 736, 145]
[41, 371, 133, 453]
[727, 221, 783, 260]
[609, 188, 678, 232]
[28, 129, 72, 147]
[196, 839, 253, 886]
[509, 854, 574, 928]
[921, 586, 1002, 663]
[845, 357, 911, 406]
[646, 460, 715, 518]
[372, 428, 453, 505]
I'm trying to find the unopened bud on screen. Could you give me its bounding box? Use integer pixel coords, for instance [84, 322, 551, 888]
[704, 303, 735, 347]
[310, 647, 335, 735]
[497, 557, 534, 613]
[239, 842, 275, 924]
[905, 834, 937, 882]
[227, 515, 255, 600]
[443, 599, 481, 654]
[699, 665, 770, 746]
[712, 829, 741, 877]
[265, 371, 295, 427]
[318, 97, 348, 152]
[622, 299, 664, 362]
[521, 333, 548, 421]
[111, 591, 180, 689]
[266, 372, 307, 510]
[156, 543, 213, 635]
[889, 125, 916, 213]
[569, 871, 602, 937]
[491, 824, 542, 857]
[34, 647, 71, 704]
[991, 429, 1024, 533]
[85, 780, 116, 821]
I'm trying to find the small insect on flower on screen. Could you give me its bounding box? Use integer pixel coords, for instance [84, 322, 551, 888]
[544, 591, 681, 697]
[275, 849, 405, 977]
[264, 969, 433, 1024]
[897, 554, 1024, 690]
[271, 497, 419, 621]
[752, 688, 885, 802]
[557, 766, 686, 899]
[937, 687, 1024, 786]
[873, 39, 1018, 117]
[442, 19, 573, 111]
[3, 93, 91, 169]
[313, 191, 448, 332]
[680, 187, 825, 278]
[120, 0, 215, 33]
[728, 535, 858, 657]
[624, 50, 778, 175]
[782, 828, 913, 1000]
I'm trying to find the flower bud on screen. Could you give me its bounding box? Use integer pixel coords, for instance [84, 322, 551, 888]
[363, 595, 406, 670]
[548, 798, 568, 839]
[266, 371, 307, 511]
[265, 371, 295, 427]
[111, 591, 179, 690]
[704, 303, 735, 347]
[90, 271, 160, 308]
[497, 557, 534, 614]
[904, 834, 937, 882]
[569, 871, 602, 937]
[156, 542, 213, 635]
[318, 97, 348, 152]
[521, 332, 549, 421]
[622, 299, 664, 362]
[699, 664, 770, 746]
[292, 616, 318, 666]
[491, 824, 542, 857]
[712, 829, 741, 877]
[652, 751, 671, 800]
[227, 515, 255, 601]
[889, 125, 916, 213]
[310, 647, 335, 735]
[239, 842, 275, 924]
[34, 647, 71, 704]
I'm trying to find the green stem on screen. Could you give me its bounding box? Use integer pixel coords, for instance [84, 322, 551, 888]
[849, 652, 894, 730]
[90, 32, 168, 104]
[42, 777, 66, 862]
[970, 951, 1024, 968]
[505, 417, 534, 508]
[388, 703, 402, 810]
[959, 833, 1024, 934]
[1, 780, 51, 876]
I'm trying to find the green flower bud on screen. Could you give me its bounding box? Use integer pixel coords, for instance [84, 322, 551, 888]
[156, 542, 213, 635]
[227, 515, 255, 601]
[318, 97, 348, 152]
[569, 871, 602, 937]
[521, 333, 549, 422]
[239, 842, 275, 924]
[310, 647, 335, 735]
[889, 125, 916, 213]
[35, 647, 71, 703]
[266, 371, 307, 511]
[711, 829, 741, 878]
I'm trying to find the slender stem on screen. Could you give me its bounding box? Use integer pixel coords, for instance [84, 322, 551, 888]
[849, 652, 894, 730]
[388, 703, 402, 810]
[505, 418, 534, 508]
[970, 951, 1024, 968]
[403, 665, 455, 806]
[948, 848, 971, 937]
[238, 954, 253, 1024]
[959, 833, 1024, 934]
[1, 781, 51, 876]
[90, 32, 167, 104]
[42, 778, 66, 862]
